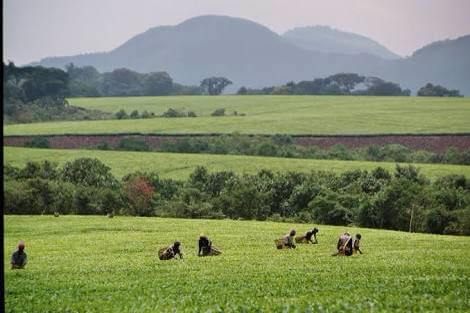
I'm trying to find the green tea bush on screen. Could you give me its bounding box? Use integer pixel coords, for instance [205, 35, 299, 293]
[115, 109, 129, 119]
[211, 108, 225, 116]
[161, 108, 186, 118]
[119, 138, 150, 151]
[152, 135, 470, 165]
[24, 136, 50, 149]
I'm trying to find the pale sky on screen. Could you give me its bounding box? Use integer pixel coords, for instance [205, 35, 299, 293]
[4, 0, 470, 65]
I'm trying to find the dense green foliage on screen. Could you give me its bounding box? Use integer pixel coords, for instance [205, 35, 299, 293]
[67, 63, 204, 97]
[237, 73, 411, 96]
[3, 62, 112, 124]
[155, 135, 470, 165]
[200, 77, 233, 95]
[417, 83, 462, 97]
[5, 147, 470, 181]
[24, 137, 51, 149]
[5, 95, 470, 135]
[4, 159, 470, 235]
[4, 216, 470, 312]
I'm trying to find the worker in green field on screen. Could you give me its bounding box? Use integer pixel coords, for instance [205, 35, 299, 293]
[332, 232, 353, 256]
[11, 240, 28, 269]
[295, 227, 319, 244]
[353, 233, 363, 254]
[198, 235, 222, 256]
[275, 229, 297, 249]
[158, 241, 183, 260]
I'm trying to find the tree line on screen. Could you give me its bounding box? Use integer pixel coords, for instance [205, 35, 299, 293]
[4, 158, 470, 236]
[237, 73, 461, 97]
[67, 64, 233, 97]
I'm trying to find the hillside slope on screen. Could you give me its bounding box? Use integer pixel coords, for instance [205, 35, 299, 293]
[283, 26, 401, 59]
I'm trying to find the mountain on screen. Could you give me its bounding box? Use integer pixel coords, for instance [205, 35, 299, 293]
[283, 26, 401, 60]
[36, 15, 470, 95]
[387, 35, 470, 94]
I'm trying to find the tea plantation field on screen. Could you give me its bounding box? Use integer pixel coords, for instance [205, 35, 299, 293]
[4, 216, 470, 312]
[4, 95, 470, 135]
[4, 147, 470, 180]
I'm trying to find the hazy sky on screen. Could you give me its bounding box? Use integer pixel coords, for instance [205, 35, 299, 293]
[4, 0, 470, 65]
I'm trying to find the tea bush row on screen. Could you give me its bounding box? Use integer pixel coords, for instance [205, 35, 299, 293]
[109, 134, 470, 165]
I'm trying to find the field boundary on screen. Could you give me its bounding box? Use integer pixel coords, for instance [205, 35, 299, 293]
[4, 133, 470, 152]
[4, 132, 470, 138]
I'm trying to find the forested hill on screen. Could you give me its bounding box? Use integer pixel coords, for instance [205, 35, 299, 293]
[388, 35, 470, 94]
[36, 15, 470, 95]
[283, 26, 401, 60]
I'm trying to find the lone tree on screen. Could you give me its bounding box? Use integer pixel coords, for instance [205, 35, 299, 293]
[200, 77, 232, 95]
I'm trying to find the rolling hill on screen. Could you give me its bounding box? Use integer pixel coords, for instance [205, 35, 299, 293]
[36, 15, 470, 94]
[283, 25, 401, 59]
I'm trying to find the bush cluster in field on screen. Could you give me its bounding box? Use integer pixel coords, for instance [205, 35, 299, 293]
[113, 107, 244, 119]
[93, 134, 470, 166]
[4, 158, 470, 235]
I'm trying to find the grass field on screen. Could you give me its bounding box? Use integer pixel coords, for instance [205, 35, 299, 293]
[4, 96, 470, 135]
[4, 147, 470, 180]
[4, 215, 470, 312]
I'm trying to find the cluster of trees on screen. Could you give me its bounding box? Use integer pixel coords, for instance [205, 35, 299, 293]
[104, 135, 470, 166]
[3, 62, 111, 123]
[4, 159, 470, 235]
[68, 64, 181, 97]
[417, 83, 462, 97]
[68, 64, 233, 97]
[238, 73, 411, 96]
[3, 62, 233, 123]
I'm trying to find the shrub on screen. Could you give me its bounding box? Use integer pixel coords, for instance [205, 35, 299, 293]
[141, 110, 153, 119]
[74, 187, 98, 215]
[17, 160, 60, 180]
[309, 192, 353, 225]
[130, 110, 139, 119]
[98, 188, 123, 215]
[426, 208, 456, 234]
[24, 137, 50, 149]
[62, 158, 119, 188]
[4, 180, 36, 214]
[123, 177, 155, 216]
[161, 108, 186, 118]
[211, 108, 225, 116]
[188, 111, 197, 117]
[115, 109, 128, 119]
[96, 142, 111, 150]
[119, 138, 150, 151]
